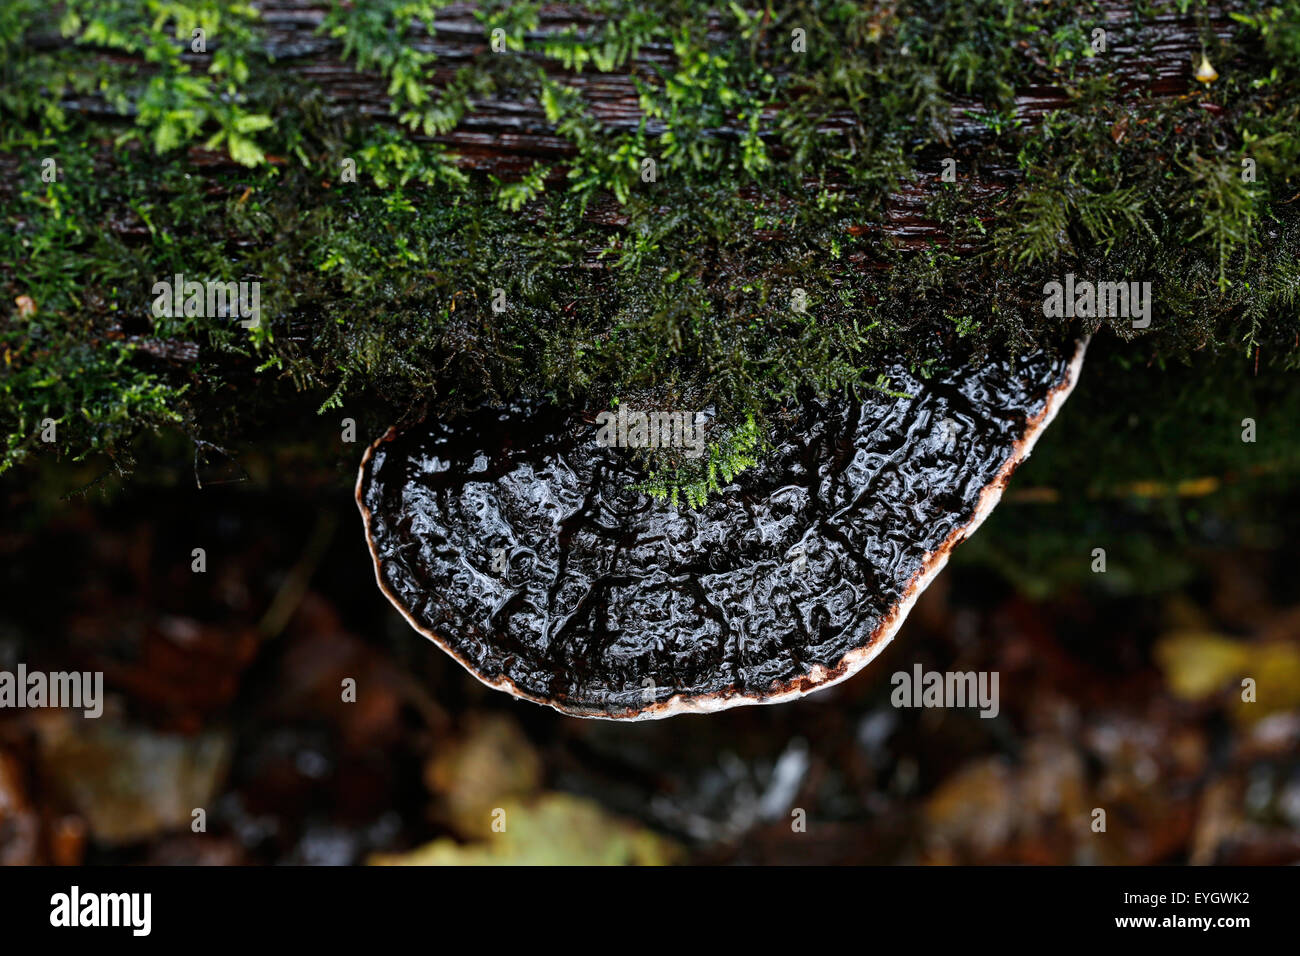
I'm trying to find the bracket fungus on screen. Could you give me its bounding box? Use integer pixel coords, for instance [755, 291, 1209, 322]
[358, 337, 1088, 719]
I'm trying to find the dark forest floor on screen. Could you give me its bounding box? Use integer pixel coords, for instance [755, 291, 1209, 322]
[3, 345, 1297, 865]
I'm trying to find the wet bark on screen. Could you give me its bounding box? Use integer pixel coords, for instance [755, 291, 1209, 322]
[29, 1, 1242, 246]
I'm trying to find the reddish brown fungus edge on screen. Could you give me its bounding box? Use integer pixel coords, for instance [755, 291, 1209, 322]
[356, 337, 1090, 720]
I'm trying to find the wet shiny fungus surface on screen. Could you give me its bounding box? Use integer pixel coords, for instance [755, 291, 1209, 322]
[359, 338, 1086, 718]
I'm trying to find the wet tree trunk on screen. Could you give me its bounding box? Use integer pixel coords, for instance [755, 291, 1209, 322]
[26, 0, 1240, 247]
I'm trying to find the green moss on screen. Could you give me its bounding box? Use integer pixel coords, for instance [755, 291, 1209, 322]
[635, 413, 763, 508]
[2, 0, 1299, 505]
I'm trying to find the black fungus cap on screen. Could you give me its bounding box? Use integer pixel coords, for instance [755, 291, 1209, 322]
[358, 338, 1088, 719]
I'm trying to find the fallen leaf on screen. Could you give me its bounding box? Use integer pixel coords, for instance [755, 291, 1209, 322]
[370, 793, 682, 866]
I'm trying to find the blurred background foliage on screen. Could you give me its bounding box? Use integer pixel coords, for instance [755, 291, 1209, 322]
[1, 326, 1298, 865]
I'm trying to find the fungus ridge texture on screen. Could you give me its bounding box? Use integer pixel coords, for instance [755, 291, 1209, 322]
[359, 339, 1085, 718]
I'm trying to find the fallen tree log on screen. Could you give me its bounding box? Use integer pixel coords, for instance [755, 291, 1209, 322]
[1, 1, 1298, 480]
[10, 1, 1254, 242]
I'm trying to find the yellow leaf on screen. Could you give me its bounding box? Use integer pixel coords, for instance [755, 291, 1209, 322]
[369, 794, 683, 866]
[1155, 632, 1251, 700]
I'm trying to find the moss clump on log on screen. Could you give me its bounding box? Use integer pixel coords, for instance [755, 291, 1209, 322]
[2, 0, 1299, 491]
